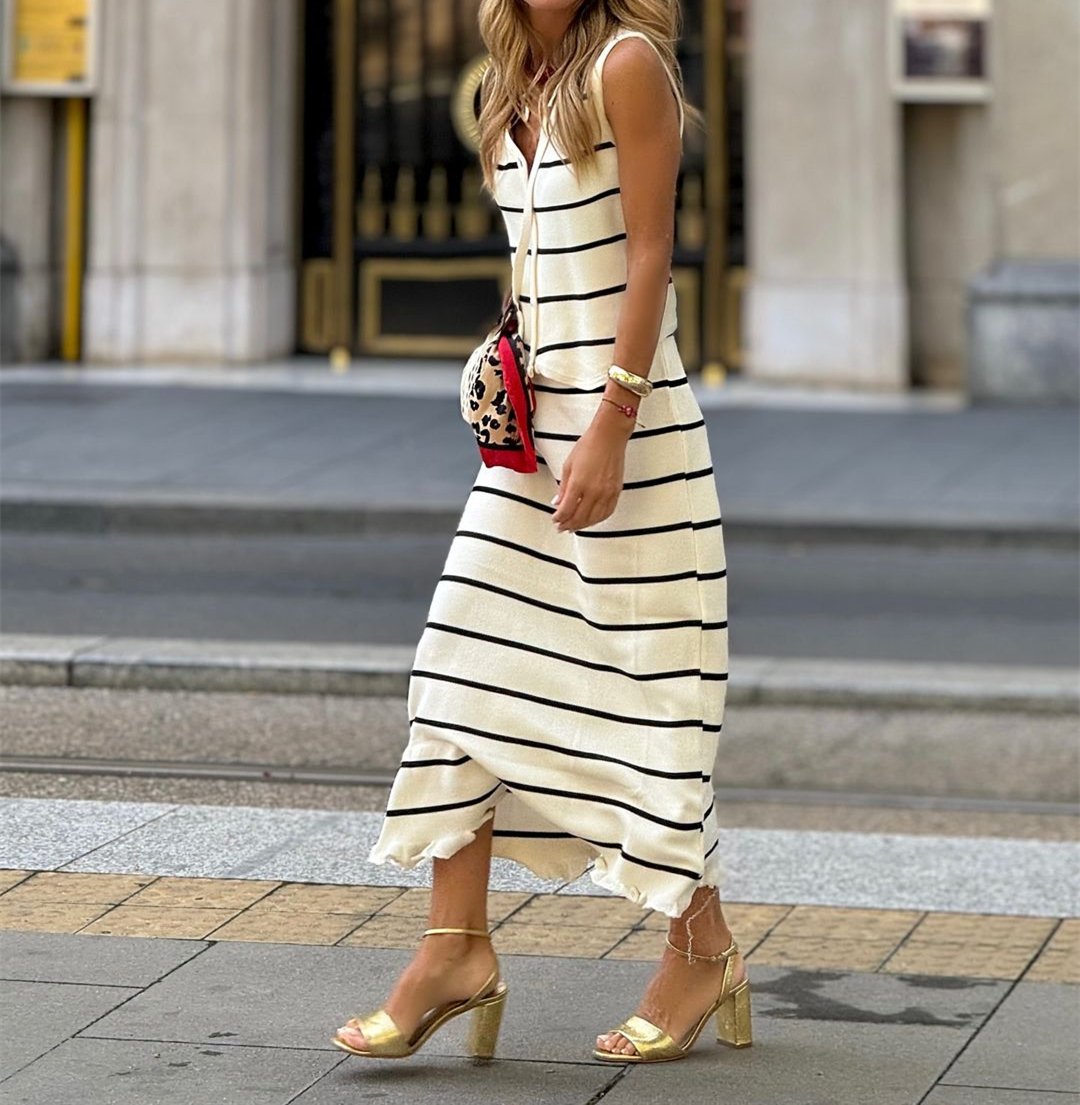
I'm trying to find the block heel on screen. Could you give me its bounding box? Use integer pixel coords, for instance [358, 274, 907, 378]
[715, 979, 752, 1048]
[468, 986, 508, 1060]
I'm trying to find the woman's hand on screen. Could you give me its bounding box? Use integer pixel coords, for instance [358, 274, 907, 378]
[550, 400, 636, 532]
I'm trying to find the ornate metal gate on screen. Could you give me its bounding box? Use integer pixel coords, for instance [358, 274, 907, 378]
[298, 0, 746, 375]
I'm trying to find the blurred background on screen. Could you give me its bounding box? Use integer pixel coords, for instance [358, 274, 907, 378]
[0, 0, 1077, 817]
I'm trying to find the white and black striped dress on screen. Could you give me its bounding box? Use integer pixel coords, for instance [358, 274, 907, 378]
[368, 28, 729, 919]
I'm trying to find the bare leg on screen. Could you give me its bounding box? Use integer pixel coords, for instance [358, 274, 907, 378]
[336, 815, 499, 1049]
[594, 886, 748, 1057]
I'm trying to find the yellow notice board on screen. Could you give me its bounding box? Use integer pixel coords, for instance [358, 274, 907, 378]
[3, 0, 97, 95]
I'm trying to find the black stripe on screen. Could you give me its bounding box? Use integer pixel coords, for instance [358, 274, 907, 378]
[400, 754, 471, 768]
[519, 282, 626, 305]
[436, 573, 726, 632]
[531, 374, 687, 393]
[453, 529, 726, 586]
[412, 669, 705, 729]
[385, 782, 503, 818]
[425, 620, 727, 684]
[524, 326, 677, 360]
[492, 829, 703, 882]
[512, 231, 627, 257]
[532, 414, 705, 442]
[536, 140, 616, 168]
[412, 713, 714, 781]
[535, 185, 620, 212]
[501, 778, 706, 832]
[624, 464, 714, 489]
[704, 837, 720, 862]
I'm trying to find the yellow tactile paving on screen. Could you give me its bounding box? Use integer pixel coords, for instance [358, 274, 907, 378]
[208, 909, 373, 945]
[0, 899, 114, 932]
[80, 905, 237, 940]
[0, 870, 32, 893]
[339, 913, 431, 949]
[3, 871, 155, 904]
[1025, 920, 1080, 983]
[123, 876, 281, 909]
[750, 935, 900, 972]
[881, 941, 1042, 980]
[372, 887, 532, 924]
[491, 922, 629, 958]
[507, 892, 647, 929]
[905, 912, 1057, 947]
[253, 883, 401, 915]
[770, 905, 923, 942]
[0, 870, 1074, 982]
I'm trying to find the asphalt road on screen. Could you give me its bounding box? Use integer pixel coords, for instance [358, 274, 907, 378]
[2, 529, 1077, 667]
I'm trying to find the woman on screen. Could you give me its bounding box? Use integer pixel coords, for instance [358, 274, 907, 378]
[332, 0, 751, 1065]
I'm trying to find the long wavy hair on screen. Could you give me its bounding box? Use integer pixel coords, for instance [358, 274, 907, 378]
[476, 0, 700, 195]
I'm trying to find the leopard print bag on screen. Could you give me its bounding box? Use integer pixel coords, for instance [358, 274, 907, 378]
[459, 96, 557, 474]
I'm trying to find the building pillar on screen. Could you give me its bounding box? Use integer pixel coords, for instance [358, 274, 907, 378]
[744, 0, 908, 390]
[84, 0, 298, 363]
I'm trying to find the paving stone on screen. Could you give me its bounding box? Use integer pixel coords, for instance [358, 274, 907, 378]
[770, 904, 923, 941]
[492, 923, 629, 958]
[604, 929, 668, 960]
[0, 870, 34, 892]
[124, 875, 281, 909]
[371, 886, 531, 923]
[292, 1056, 617, 1104]
[882, 940, 1040, 980]
[924, 1088, 1080, 1104]
[749, 935, 898, 971]
[0, 797, 172, 870]
[1025, 920, 1080, 983]
[0, 979, 140, 1080]
[80, 905, 239, 940]
[250, 882, 400, 914]
[209, 909, 372, 945]
[0, 870, 155, 904]
[508, 893, 648, 929]
[941, 981, 1080, 1092]
[910, 912, 1058, 947]
[0, 899, 114, 932]
[0, 1036, 339, 1104]
[338, 913, 431, 949]
[603, 1018, 982, 1105]
[0, 931, 206, 986]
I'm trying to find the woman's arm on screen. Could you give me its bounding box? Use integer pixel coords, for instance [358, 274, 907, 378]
[551, 37, 682, 533]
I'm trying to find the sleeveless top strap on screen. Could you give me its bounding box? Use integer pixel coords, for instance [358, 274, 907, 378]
[593, 28, 685, 138]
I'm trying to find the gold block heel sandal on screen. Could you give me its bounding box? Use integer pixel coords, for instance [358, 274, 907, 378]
[593, 935, 752, 1063]
[331, 927, 508, 1061]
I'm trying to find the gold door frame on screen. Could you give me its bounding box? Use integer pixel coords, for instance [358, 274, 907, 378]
[300, 0, 743, 370]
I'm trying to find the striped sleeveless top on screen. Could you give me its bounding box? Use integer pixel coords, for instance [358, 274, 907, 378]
[493, 28, 686, 389]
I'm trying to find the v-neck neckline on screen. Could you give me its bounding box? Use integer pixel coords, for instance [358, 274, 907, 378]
[507, 107, 546, 178]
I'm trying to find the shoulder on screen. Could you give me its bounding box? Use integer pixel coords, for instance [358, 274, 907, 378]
[596, 34, 678, 136]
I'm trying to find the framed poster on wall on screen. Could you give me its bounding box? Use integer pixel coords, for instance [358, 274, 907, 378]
[891, 0, 991, 102]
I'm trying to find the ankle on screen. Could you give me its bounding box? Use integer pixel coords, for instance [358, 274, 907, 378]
[421, 930, 491, 961]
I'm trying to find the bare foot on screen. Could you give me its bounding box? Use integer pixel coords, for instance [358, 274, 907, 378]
[335, 933, 498, 1051]
[595, 937, 747, 1058]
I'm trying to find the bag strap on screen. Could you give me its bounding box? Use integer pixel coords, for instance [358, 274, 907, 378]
[509, 90, 557, 375]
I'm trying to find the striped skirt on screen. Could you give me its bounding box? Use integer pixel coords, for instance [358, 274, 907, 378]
[368, 335, 729, 919]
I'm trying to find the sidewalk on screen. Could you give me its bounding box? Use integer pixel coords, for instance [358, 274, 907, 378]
[1, 797, 1077, 1103]
[2, 364, 1077, 544]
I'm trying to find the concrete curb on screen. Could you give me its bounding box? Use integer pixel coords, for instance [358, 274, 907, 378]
[2, 633, 1076, 713]
[3, 493, 1076, 548]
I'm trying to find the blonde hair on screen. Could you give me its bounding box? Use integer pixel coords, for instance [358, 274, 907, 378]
[476, 0, 700, 195]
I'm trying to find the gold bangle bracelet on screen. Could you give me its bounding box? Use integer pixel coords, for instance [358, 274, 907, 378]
[608, 364, 653, 397]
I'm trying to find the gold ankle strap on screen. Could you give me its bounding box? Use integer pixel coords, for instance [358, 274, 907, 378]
[423, 927, 491, 938]
[665, 935, 738, 963]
